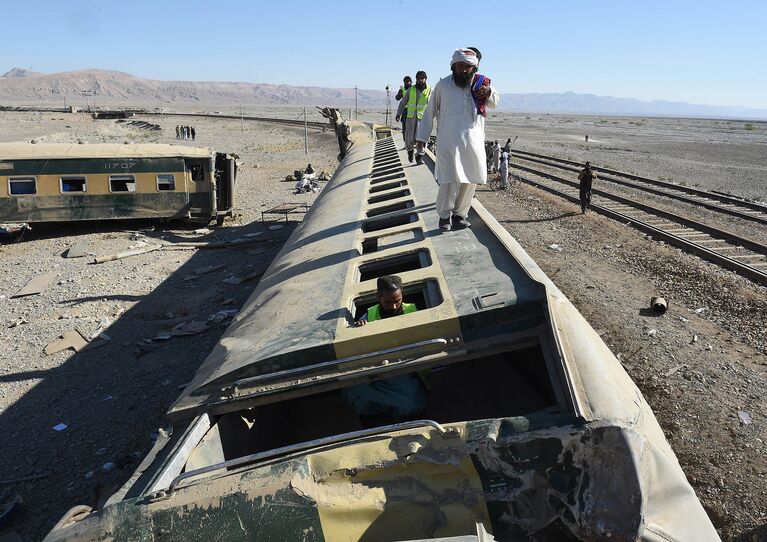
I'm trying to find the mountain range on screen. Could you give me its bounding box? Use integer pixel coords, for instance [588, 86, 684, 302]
[2, 68, 766, 120]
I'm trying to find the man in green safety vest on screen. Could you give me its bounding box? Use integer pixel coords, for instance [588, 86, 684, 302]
[402, 70, 431, 165]
[354, 275, 417, 326]
[347, 275, 424, 427]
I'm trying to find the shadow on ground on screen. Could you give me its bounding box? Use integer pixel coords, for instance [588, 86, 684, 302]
[0, 218, 295, 541]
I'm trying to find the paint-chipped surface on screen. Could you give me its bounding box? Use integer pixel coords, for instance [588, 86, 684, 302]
[45, 416, 715, 541]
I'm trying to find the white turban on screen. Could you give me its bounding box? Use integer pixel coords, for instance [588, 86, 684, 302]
[451, 48, 479, 67]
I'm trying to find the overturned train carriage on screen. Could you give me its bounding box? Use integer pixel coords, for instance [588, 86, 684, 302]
[0, 143, 236, 224]
[46, 131, 718, 541]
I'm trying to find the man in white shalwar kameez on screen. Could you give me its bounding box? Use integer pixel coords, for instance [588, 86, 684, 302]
[416, 47, 499, 231]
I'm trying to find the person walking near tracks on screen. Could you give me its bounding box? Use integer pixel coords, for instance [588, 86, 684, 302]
[395, 76, 412, 141]
[415, 47, 499, 231]
[401, 71, 431, 165]
[491, 140, 501, 173]
[499, 147, 510, 189]
[578, 161, 597, 213]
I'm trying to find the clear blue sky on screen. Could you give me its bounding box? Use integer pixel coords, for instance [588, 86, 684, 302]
[3, 0, 766, 109]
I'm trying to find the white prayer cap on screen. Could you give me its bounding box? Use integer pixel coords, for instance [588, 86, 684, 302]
[451, 48, 479, 67]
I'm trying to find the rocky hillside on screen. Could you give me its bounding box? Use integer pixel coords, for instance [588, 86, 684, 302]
[0, 68, 387, 107]
[2, 68, 766, 119]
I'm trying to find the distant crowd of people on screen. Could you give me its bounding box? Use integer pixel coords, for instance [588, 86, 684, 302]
[176, 125, 196, 140]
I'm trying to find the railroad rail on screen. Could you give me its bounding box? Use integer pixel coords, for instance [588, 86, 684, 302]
[510, 149, 767, 225]
[506, 162, 767, 286]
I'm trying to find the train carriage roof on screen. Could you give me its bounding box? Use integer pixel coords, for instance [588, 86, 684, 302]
[0, 143, 212, 160]
[168, 136, 573, 420]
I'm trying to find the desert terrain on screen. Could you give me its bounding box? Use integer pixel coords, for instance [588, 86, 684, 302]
[0, 109, 765, 541]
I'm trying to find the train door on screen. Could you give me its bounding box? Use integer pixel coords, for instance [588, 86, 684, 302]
[184, 158, 213, 221]
[214, 153, 236, 224]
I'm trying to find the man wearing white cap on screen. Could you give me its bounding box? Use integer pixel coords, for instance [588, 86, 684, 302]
[416, 47, 499, 231]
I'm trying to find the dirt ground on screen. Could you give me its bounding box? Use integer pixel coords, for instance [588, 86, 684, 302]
[1, 110, 765, 541]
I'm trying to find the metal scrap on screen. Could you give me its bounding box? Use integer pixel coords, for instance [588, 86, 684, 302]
[44, 330, 89, 355]
[12, 271, 57, 298]
[92, 244, 162, 264]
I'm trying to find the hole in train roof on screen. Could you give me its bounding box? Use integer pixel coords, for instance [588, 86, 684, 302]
[371, 165, 403, 176]
[191, 343, 558, 467]
[361, 228, 424, 254]
[352, 278, 443, 321]
[370, 180, 407, 193]
[366, 200, 414, 218]
[362, 213, 417, 233]
[357, 249, 432, 283]
[370, 173, 406, 185]
[368, 188, 410, 204]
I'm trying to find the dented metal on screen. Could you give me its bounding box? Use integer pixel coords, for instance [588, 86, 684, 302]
[45, 134, 719, 542]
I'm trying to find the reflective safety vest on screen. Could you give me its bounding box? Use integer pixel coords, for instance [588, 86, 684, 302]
[406, 86, 432, 120]
[367, 303, 417, 322]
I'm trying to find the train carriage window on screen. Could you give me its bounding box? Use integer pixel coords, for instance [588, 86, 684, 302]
[109, 175, 137, 193]
[191, 164, 205, 182]
[9, 177, 36, 195]
[60, 176, 87, 193]
[157, 174, 176, 191]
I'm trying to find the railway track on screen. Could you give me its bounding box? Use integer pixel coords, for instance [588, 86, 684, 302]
[1, 105, 331, 130]
[150, 110, 330, 130]
[506, 161, 767, 286]
[510, 149, 767, 225]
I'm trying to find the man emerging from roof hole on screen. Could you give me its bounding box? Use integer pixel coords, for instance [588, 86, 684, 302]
[354, 275, 416, 325]
[346, 275, 426, 427]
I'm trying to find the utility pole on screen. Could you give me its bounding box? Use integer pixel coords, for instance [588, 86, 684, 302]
[304, 106, 308, 154]
[385, 84, 391, 126]
[354, 86, 358, 120]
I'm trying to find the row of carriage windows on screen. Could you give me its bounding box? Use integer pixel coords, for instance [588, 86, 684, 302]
[8, 174, 177, 195]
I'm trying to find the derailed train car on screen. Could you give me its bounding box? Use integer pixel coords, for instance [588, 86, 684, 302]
[0, 143, 236, 225]
[46, 131, 719, 541]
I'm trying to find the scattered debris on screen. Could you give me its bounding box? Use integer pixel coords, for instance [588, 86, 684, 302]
[645, 328, 657, 337]
[44, 330, 89, 355]
[664, 364, 688, 377]
[691, 334, 699, 344]
[93, 244, 162, 264]
[101, 462, 115, 473]
[169, 320, 208, 336]
[694, 307, 707, 315]
[623, 346, 644, 363]
[7, 317, 28, 329]
[737, 411, 753, 425]
[650, 296, 668, 315]
[52, 423, 68, 431]
[65, 241, 90, 258]
[12, 271, 57, 298]
[547, 243, 562, 252]
[209, 309, 239, 323]
[222, 270, 264, 285]
[192, 228, 212, 235]
[269, 224, 284, 231]
[194, 264, 225, 275]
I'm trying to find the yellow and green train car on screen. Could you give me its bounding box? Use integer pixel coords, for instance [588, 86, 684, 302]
[0, 143, 236, 225]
